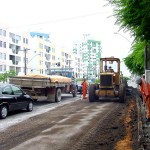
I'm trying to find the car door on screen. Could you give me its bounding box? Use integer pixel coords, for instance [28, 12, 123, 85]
[11, 85, 28, 110]
[2, 85, 18, 111]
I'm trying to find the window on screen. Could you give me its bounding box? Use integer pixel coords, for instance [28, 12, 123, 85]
[39, 43, 43, 49]
[12, 85, 23, 95]
[3, 30, 6, 36]
[26, 38, 28, 44]
[2, 86, 12, 95]
[0, 41, 2, 47]
[23, 38, 25, 43]
[4, 65, 6, 71]
[0, 65, 2, 71]
[3, 42, 6, 48]
[0, 29, 2, 35]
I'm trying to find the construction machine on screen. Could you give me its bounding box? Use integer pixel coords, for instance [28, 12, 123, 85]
[88, 57, 126, 103]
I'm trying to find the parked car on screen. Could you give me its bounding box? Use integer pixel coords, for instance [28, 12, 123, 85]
[0, 83, 33, 119]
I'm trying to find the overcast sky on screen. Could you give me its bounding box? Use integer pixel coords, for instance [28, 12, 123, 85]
[0, 0, 134, 76]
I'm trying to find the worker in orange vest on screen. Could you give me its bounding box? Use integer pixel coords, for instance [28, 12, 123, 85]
[136, 75, 150, 122]
[81, 78, 88, 99]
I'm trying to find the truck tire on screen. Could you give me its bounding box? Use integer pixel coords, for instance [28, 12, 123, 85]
[72, 85, 77, 97]
[94, 84, 99, 101]
[55, 88, 62, 102]
[89, 84, 97, 102]
[119, 84, 126, 103]
[122, 78, 128, 88]
[0, 105, 8, 119]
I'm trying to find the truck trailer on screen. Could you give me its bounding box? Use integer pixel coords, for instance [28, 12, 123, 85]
[9, 74, 77, 102]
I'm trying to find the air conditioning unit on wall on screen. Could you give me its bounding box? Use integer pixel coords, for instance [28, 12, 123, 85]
[145, 70, 150, 83]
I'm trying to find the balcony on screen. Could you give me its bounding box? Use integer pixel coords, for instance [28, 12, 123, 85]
[45, 54, 50, 61]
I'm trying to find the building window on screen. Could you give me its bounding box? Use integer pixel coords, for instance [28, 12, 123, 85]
[26, 38, 28, 44]
[39, 43, 43, 49]
[3, 42, 6, 48]
[4, 65, 6, 71]
[4, 53, 6, 60]
[23, 38, 25, 43]
[0, 41, 2, 47]
[3, 30, 6, 36]
[0, 29, 2, 35]
[0, 29, 6, 36]
[0, 65, 2, 71]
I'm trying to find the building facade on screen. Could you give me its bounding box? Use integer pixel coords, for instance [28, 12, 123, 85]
[0, 26, 30, 75]
[73, 35, 102, 81]
[29, 32, 56, 75]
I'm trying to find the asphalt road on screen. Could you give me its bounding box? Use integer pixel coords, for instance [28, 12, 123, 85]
[0, 87, 138, 150]
[0, 94, 81, 132]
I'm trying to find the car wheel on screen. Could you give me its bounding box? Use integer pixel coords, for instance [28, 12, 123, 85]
[26, 101, 33, 112]
[0, 105, 8, 119]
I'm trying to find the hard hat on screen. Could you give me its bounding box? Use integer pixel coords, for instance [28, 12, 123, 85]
[136, 77, 142, 85]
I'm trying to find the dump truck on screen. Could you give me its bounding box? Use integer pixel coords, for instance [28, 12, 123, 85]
[88, 57, 126, 103]
[9, 74, 77, 102]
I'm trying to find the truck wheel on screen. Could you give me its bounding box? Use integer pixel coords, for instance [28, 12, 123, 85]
[122, 78, 128, 88]
[0, 105, 8, 119]
[55, 88, 62, 102]
[119, 84, 126, 103]
[89, 84, 97, 102]
[94, 84, 99, 100]
[72, 85, 77, 97]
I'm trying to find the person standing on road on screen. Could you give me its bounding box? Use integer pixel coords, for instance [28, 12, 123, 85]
[136, 75, 150, 122]
[81, 78, 88, 99]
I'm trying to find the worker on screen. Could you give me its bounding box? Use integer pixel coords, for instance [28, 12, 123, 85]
[136, 76, 150, 122]
[81, 78, 88, 99]
[107, 66, 114, 72]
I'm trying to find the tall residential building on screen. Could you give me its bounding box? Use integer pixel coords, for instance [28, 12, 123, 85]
[73, 35, 102, 80]
[0, 25, 29, 75]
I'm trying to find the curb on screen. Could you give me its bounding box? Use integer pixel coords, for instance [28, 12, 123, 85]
[136, 93, 145, 150]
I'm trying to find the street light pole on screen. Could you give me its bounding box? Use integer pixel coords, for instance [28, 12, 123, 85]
[114, 32, 132, 44]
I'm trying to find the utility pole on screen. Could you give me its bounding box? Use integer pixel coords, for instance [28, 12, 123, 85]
[19, 48, 30, 75]
[24, 49, 27, 75]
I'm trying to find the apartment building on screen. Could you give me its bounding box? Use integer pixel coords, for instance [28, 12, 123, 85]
[29, 32, 56, 75]
[0, 26, 29, 75]
[0, 25, 57, 76]
[0, 28, 7, 73]
[73, 35, 102, 80]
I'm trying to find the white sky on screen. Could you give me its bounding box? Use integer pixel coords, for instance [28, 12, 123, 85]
[0, 0, 134, 76]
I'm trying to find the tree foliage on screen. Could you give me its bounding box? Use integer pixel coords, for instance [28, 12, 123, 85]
[106, 0, 150, 43]
[106, 0, 150, 75]
[0, 70, 16, 83]
[124, 41, 145, 75]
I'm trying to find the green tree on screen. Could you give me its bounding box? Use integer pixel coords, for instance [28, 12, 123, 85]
[106, 0, 150, 75]
[0, 70, 16, 83]
[106, 0, 150, 43]
[124, 41, 145, 75]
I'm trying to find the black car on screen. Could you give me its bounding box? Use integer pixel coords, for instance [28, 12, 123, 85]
[0, 83, 33, 119]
